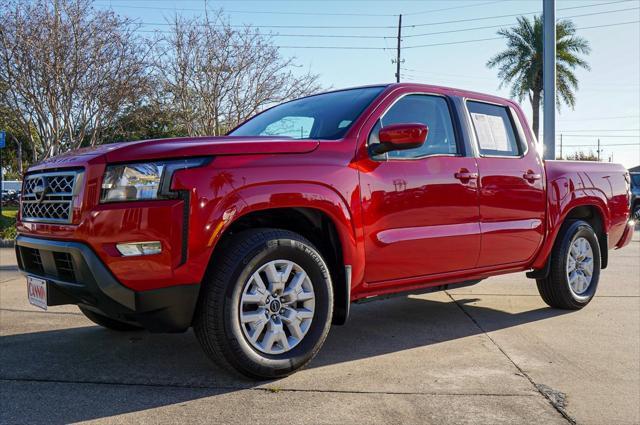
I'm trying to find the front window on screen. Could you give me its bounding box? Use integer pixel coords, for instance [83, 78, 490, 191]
[368, 94, 459, 159]
[229, 86, 385, 140]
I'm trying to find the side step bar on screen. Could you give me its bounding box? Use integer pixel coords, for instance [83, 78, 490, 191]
[354, 279, 482, 304]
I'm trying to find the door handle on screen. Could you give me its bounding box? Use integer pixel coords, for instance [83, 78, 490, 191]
[523, 171, 542, 183]
[454, 170, 478, 181]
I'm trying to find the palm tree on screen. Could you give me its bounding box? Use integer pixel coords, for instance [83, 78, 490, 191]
[487, 16, 590, 139]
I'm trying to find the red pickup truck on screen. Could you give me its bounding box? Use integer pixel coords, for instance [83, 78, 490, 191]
[16, 83, 634, 379]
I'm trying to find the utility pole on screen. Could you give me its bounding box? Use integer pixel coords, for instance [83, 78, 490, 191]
[597, 138, 601, 161]
[559, 133, 563, 159]
[0, 131, 4, 217]
[395, 14, 402, 83]
[543, 0, 556, 160]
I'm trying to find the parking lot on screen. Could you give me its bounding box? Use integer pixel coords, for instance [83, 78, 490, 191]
[1, 233, 638, 425]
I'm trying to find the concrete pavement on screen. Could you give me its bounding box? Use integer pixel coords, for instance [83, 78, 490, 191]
[1, 234, 638, 424]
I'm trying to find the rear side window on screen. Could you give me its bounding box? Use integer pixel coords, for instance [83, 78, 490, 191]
[467, 101, 522, 157]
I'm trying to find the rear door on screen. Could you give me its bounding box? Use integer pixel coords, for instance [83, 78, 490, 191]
[465, 100, 545, 267]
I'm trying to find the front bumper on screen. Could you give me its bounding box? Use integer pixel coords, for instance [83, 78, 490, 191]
[15, 235, 199, 332]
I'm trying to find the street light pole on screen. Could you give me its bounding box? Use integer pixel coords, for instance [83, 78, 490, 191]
[543, 0, 556, 160]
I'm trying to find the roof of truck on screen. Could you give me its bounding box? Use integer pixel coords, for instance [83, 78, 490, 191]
[314, 83, 515, 107]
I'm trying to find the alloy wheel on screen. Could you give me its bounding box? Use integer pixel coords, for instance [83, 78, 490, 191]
[239, 259, 315, 354]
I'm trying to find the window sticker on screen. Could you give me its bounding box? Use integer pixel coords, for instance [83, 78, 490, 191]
[471, 113, 510, 152]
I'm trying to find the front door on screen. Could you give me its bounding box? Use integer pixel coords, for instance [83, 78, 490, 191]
[359, 93, 481, 283]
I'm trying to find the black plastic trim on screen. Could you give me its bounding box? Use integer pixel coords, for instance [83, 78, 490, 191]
[15, 235, 199, 332]
[526, 261, 551, 279]
[354, 279, 482, 304]
[179, 191, 190, 265]
[17, 235, 135, 309]
[332, 265, 351, 326]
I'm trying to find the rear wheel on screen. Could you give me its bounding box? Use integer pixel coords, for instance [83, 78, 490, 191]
[79, 306, 142, 331]
[194, 228, 333, 379]
[536, 220, 601, 310]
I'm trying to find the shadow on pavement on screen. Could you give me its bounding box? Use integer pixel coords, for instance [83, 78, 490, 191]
[0, 294, 570, 424]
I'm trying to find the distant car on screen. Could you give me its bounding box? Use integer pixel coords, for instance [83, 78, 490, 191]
[630, 172, 640, 220]
[1, 180, 22, 193]
[1, 181, 22, 205]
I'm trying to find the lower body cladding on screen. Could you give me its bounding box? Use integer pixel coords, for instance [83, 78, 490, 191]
[15, 235, 199, 332]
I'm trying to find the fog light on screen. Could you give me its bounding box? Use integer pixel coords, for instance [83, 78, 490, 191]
[116, 241, 162, 257]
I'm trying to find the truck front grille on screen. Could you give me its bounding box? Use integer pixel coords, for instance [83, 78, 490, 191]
[21, 171, 80, 224]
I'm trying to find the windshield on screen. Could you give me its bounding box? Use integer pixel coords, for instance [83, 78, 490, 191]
[229, 86, 385, 140]
[631, 173, 640, 188]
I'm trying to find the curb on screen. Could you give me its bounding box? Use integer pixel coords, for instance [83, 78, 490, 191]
[0, 239, 15, 248]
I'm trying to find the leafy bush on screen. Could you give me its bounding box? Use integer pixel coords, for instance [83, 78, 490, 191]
[1, 207, 17, 240]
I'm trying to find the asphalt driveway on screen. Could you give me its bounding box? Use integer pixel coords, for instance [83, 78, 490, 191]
[1, 233, 638, 424]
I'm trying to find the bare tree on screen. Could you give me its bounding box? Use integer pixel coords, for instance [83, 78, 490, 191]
[155, 10, 321, 137]
[0, 0, 150, 160]
[565, 150, 599, 161]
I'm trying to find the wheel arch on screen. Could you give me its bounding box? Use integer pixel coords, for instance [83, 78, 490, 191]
[204, 183, 359, 325]
[529, 198, 609, 278]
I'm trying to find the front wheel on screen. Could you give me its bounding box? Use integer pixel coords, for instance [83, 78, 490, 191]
[536, 220, 601, 310]
[194, 228, 333, 379]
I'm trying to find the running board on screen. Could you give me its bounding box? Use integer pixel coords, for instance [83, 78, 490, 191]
[354, 279, 482, 304]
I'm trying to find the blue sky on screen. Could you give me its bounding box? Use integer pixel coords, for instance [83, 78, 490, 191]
[97, 0, 640, 168]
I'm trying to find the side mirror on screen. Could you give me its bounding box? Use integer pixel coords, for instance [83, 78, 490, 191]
[370, 123, 428, 156]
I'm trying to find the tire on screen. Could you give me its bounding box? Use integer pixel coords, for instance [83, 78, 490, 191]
[536, 219, 601, 310]
[633, 202, 640, 221]
[194, 228, 334, 379]
[79, 306, 143, 331]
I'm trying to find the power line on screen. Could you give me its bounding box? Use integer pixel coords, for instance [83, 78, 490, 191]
[559, 143, 640, 147]
[556, 135, 640, 138]
[400, 67, 496, 81]
[559, 115, 639, 122]
[264, 15, 640, 42]
[404, 22, 528, 39]
[139, 22, 397, 29]
[554, 0, 636, 11]
[104, 0, 638, 31]
[140, 19, 639, 50]
[559, 129, 640, 132]
[404, 1, 506, 16]
[94, 3, 397, 16]
[96, 0, 635, 17]
[403, 12, 639, 38]
[137, 17, 639, 40]
[559, 6, 640, 21]
[127, 5, 640, 47]
[247, 33, 392, 39]
[404, 3, 639, 29]
[575, 20, 640, 30]
[404, 37, 502, 50]
[403, 20, 638, 49]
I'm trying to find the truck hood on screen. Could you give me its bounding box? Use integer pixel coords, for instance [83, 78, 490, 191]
[29, 136, 320, 171]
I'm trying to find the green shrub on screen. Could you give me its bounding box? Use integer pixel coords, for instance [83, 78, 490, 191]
[1, 207, 18, 240]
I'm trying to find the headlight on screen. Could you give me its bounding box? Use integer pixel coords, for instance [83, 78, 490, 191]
[101, 157, 210, 203]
